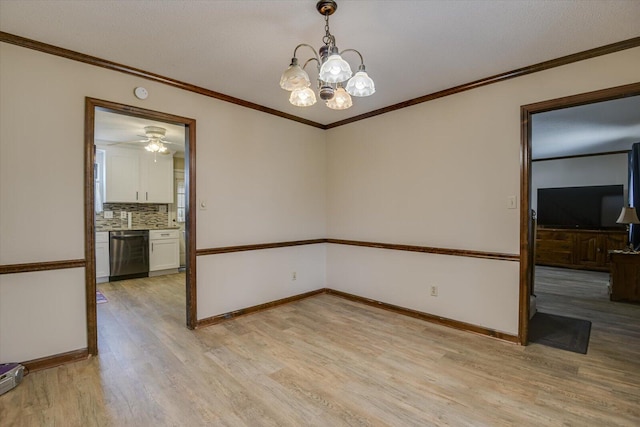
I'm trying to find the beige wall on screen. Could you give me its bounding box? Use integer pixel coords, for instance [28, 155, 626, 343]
[0, 43, 326, 362]
[1, 40, 638, 362]
[325, 47, 640, 335]
[174, 157, 185, 171]
[0, 269, 87, 362]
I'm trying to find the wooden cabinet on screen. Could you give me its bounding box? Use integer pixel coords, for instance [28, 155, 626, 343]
[149, 229, 180, 273]
[95, 232, 110, 283]
[575, 233, 602, 269]
[535, 229, 574, 266]
[609, 252, 640, 302]
[536, 228, 626, 271]
[105, 147, 174, 203]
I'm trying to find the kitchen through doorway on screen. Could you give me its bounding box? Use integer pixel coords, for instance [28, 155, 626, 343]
[85, 98, 197, 355]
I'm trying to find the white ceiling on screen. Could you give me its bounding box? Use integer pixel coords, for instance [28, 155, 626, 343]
[532, 96, 640, 160]
[94, 109, 186, 155]
[2, 0, 639, 127]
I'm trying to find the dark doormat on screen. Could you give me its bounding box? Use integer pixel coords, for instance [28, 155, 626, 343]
[529, 312, 591, 354]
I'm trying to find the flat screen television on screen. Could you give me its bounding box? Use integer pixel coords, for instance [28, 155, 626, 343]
[537, 185, 625, 229]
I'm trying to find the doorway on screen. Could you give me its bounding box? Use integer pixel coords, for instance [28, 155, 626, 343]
[519, 82, 640, 344]
[84, 98, 197, 355]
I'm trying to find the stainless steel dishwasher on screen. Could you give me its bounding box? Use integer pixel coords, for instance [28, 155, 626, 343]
[109, 230, 149, 281]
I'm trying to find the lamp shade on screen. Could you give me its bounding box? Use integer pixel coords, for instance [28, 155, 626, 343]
[326, 87, 352, 110]
[345, 70, 375, 97]
[280, 63, 311, 91]
[289, 87, 317, 107]
[319, 54, 352, 83]
[616, 206, 640, 224]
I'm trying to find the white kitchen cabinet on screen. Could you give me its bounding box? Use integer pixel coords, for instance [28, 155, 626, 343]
[105, 148, 139, 203]
[149, 229, 180, 273]
[140, 152, 174, 203]
[95, 232, 110, 283]
[104, 146, 174, 203]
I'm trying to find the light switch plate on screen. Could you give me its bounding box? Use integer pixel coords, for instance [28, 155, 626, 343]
[104, 210, 113, 219]
[507, 196, 517, 209]
[199, 200, 207, 210]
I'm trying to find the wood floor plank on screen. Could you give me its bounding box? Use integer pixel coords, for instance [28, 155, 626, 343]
[1, 269, 639, 426]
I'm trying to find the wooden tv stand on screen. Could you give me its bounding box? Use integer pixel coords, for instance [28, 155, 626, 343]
[609, 251, 640, 302]
[535, 227, 626, 272]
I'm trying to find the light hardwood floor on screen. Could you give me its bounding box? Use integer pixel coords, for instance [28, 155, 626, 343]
[533, 266, 640, 344]
[1, 271, 639, 426]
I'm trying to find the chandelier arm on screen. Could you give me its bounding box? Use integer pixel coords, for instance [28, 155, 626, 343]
[293, 44, 321, 63]
[338, 48, 365, 67]
[302, 57, 321, 72]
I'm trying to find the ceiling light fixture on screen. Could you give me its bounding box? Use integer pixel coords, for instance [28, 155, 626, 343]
[144, 139, 167, 154]
[279, 0, 375, 110]
[142, 126, 168, 159]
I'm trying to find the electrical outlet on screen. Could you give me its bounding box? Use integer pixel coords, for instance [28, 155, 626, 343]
[120, 211, 127, 219]
[292, 272, 297, 281]
[104, 210, 113, 219]
[430, 286, 438, 297]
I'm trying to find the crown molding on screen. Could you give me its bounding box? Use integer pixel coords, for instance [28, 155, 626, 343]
[325, 37, 640, 129]
[0, 31, 325, 129]
[2, 32, 638, 129]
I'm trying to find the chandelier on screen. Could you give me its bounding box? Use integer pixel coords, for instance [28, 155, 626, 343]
[279, 0, 375, 110]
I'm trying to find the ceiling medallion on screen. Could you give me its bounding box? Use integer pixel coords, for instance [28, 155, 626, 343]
[279, 0, 375, 110]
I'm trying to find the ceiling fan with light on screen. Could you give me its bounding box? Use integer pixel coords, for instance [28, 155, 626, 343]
[102, 125, 177, 156]
[136, 126, 175, 154]
[101, 126, 181, 161]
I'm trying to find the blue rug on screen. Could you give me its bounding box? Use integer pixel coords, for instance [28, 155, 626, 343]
[96, 290, 108, 304]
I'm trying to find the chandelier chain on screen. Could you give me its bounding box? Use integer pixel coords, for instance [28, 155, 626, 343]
[323, 14, 334, 47]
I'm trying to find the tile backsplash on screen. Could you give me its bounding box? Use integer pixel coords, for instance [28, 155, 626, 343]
[96, 203, 169, 230]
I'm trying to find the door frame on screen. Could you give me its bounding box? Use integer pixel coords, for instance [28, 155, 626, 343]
[84, 97, 197, 355]
[518, 82, 640, 344]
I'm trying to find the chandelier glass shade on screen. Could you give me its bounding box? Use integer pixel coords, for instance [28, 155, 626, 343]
[326, 86, 352, 110]
[279, 0, 375, 110]
[345, 69, 376, 97]
[279, 60, 311, 91]
[290, 87, 317, 107]
[319, 54, 353, 83]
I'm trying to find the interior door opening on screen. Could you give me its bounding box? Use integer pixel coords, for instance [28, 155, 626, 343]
[85, 98, 197, 355]
[519, 83, 640, 345]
